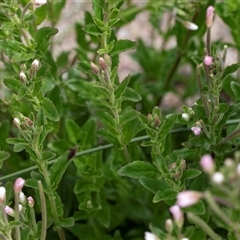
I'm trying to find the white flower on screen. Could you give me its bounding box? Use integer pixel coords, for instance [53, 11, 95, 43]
[32, 0, 47, 5]
[182, 113, 190, 121]
[19, 71, 27, 82]
[144, 231, 159, 240]
[212, 172, 224, 184]
[19, 192, 26, 204]
[31, 59, 40, 71]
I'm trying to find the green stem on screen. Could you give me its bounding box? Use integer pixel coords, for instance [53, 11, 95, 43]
[38, 181, 47, 240]
[14, 192, 20, 240]
[206, 27, 211, 56]
[204, 191, 233, 226]
[187, 212, 221, 240]
[1, 204, 13, 240]
[30, 207, 38, 237]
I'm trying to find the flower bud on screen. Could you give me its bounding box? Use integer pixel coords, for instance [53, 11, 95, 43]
[204, 55, 213, 66]
[13, 118, 21, 128]
[169, 205, 183, 228]
[176, 191, 202, 207]
[19, 71, 27, 83]
[99, 57, 107, 70]
[180, 159, 186, 171]
[27, 196, 34, 208]
[200, 154, 215, 174]
[25, 117, 33, 127]
[5, 206, 15, 217]
[0, 186, 6, 204]
[182, 113, 190, 121]
[19, 192, 26, 204]
[19, 204, 23, 212]
[212, 172, 224, 184]
[14, 178, 25, 193]
[182, 21, 198, 31]
[165, 219, 173, 233]
[31, 59, 40, 72]
[191, 126, 201, 136]
[90, 62, 100, 74]
[206, 6, 215, 28]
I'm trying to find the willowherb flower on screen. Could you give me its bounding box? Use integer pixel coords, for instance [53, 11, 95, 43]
[182, 21, 198, 31]
[19, 71, 27, 83]
[200, 154, 215, 174]
[191, 126, 201, 136]
[13, 118, 21, 128]
[204, 55, 213, 66]
[176, 191, 202, 207]
[212, 172, 224, 184]
[14, 178, 25, 193]
[27, 196, 34, 208]
[169, 205, 183, 226]
[144, 231, 159, 240]
[206, 6, 215, 27]
[0, 186, 6, 204]
[5, 206, 15, 217]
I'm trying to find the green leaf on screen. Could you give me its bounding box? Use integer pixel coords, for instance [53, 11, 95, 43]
[35, 26, 58, 43]
[122, 87, 142, 102]
[108, 18, 120, 27]
[34, 3, 47, 25]
[181, 169, 202, 182]
[6, 138, 29, 145]
[111, 39, 138, 56]
[3, 77, 22, 93]
[183, 200, 206, 215]
[92, 0, 104, 20]
[153, 189, 177, 203]
[97, 129, 121, 148]
[118, 161, 158, 178]
[222, 63, 240, 81]
[97, 111, 118, 135]
[158, 114, 177, 141]
[191, 56, 203, 65]
[42, 151, 56, 161]
[50, 148, 77, 190]
[82, 24, 101, 36]
[92, 17, 104, 28]
[41, 98, 60, 122]
[115, 75, 130, 100]
[231, 81, 240, 99]
[119, 109, 138, 126]
[0, 151, 10, 168]
[60, 217, 74, 228]
[139, 177, 171, 194]
[95, 197, 111, 228]
[65, 119, 81, 144]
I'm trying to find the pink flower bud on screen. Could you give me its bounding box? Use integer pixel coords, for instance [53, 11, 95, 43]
[206, 6, 215, 27]
[0, 186, 6, 204]
[27, 196, 34, 207]
[200, 154, 215, 174]
[90, 62, 100, 74]
[169, 205, 183, 226]
[14, 178, 25, 193]
[176, 191, 202, 207]
[99, 57, 107, 70]
[191, 126, 201, 136]
[204, 56, 213, 66]
[5, 206, 15, 217]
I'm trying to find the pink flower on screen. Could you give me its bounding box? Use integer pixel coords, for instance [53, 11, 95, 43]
[200, 154, 215, 174]
[0, 186, 6, 204]
[14, 178, 25, 193]
[169, 205, 183, 224]
[204, 56, 213, 66]
[176, 191, 202, 208]
[27, 196, 34, 208]
[206, 6, 215, 27]
[191, 126, 201, 136]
